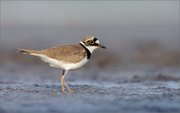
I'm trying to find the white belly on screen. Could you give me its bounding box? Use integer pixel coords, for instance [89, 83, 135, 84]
[31, 53, 88, 70]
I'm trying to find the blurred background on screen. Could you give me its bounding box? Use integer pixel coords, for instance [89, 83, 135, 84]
[0, 1, 180, 84]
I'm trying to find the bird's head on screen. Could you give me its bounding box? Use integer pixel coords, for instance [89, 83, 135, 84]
[80, 36, 106, 53]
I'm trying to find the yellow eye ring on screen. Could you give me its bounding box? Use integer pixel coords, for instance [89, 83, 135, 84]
[89, 40, 94, 44]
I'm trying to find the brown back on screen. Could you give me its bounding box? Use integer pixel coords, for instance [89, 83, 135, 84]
[39, 44, 86, 63]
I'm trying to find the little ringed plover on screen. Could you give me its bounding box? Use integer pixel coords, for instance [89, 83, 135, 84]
[17, 36, 106, 93]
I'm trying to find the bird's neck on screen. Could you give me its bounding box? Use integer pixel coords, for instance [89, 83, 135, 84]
[79, 42, 91, 59]
[79, 41, 97, 53]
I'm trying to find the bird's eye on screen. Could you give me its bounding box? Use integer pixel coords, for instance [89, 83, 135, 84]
[89, 40, 94, 44]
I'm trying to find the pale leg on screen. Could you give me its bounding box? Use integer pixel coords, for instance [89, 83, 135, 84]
[60, 70, 65, 93]
[60, 70, 73, 93]
[64, 80, 74, 93]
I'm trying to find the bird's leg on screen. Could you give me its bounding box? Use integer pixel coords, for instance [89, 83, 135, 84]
[60, 70, 66, 93]
[60, 70, 73, 93]
[64, 80, 74, 93]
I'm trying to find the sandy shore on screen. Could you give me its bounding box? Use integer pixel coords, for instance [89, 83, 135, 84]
[0, 63, 180, 113]
[1, 81, 180, 113]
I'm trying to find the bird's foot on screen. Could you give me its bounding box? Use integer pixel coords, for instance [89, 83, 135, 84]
[67, 88, 74, 94]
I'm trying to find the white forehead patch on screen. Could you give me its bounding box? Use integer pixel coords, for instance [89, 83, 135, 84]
[95, 40, 99, 44]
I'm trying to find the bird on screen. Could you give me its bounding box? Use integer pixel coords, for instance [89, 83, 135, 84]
[17, 36, 106, 93]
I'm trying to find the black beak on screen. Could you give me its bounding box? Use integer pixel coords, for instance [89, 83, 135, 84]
[98, 44, 106, 49]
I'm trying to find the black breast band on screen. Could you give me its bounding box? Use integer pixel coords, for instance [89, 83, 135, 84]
[79, 43, 91, 59]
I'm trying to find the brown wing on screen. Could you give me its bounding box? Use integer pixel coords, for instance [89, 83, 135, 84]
[39, 44, 86, 63]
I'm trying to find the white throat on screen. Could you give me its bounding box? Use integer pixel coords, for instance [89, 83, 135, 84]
[80, 41, 98, 53]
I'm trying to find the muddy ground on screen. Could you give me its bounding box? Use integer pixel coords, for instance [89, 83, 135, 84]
[1, 82, 180, 113]
[0, 63, 180, 113]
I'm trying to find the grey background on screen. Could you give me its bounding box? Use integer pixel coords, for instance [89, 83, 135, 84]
[0, 1, 180, 113]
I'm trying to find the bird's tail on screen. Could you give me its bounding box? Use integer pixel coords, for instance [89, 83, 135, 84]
[17, 48, 39, 55]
